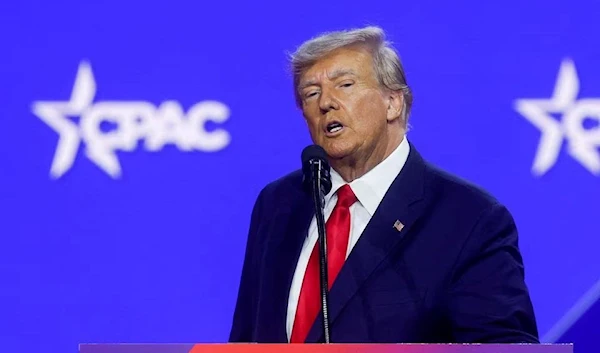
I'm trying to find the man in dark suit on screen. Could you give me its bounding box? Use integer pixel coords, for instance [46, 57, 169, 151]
[229, 26, 539, 343]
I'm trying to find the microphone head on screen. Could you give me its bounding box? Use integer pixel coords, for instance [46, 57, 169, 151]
[301, 144, 328, 166]
[301, 144, 332, 195]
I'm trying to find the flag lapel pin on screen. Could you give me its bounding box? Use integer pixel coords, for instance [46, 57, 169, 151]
[393, 220, 404, 232]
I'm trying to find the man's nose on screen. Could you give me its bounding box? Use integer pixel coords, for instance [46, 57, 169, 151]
[319, 88, 340, 113]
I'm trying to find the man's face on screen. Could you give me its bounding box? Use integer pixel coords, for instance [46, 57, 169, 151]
[298, 45, 400, 163]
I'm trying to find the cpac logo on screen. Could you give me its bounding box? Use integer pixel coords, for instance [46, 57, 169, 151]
[32, 61, 231, 179]
[514, 59, 600, 176]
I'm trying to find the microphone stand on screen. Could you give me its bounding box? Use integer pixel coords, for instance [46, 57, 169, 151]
[309, 159, 331, 343]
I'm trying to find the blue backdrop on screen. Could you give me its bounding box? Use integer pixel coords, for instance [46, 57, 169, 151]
[1, 1, 599, 353]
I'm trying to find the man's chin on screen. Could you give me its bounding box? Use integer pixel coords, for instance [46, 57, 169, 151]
[322, 144, 355, 162]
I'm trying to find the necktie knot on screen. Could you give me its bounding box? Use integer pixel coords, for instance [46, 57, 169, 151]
[336, 184, 357, 208]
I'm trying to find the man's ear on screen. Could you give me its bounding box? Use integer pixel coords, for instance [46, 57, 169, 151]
[386, 91, 404, 122]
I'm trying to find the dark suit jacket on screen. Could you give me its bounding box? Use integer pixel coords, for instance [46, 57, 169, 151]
[229, 143, 539, 343]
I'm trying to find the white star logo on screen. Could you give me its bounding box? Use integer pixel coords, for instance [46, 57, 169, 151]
[32, 61, 231, 179]
[32, 61, 96, 178]
[514, 58, 600, 176]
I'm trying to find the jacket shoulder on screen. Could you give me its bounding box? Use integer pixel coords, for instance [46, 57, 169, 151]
[263, 169, 304, 193]
[424, 162, 506, 216]
[255, 169, 305, 208]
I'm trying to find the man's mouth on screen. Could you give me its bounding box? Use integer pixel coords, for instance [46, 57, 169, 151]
[326, 121, 344, 134]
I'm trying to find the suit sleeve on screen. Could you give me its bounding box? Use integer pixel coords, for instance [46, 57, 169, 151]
[447, 202, 540, 343]
[228, 188, 265, 342]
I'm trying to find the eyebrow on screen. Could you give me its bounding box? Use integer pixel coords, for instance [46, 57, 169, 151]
[299, 69, 358, 91]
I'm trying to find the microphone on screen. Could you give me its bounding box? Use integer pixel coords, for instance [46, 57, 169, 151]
[301, 145, 332, 196]
[301, 144, 332, 343]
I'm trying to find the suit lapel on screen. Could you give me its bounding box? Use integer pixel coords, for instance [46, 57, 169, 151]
[262, 186, 314, 342]
[306, 144, 429, 343]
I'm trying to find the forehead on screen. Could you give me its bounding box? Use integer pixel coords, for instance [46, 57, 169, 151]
[300, 46, 376, 83]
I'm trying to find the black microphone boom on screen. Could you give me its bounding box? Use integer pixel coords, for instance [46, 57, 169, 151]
[301, 144, 333, 343]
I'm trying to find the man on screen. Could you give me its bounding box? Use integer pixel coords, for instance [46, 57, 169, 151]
[229, 26, 539, 343]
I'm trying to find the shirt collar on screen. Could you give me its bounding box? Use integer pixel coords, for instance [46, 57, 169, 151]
[326, 136, 410, 216]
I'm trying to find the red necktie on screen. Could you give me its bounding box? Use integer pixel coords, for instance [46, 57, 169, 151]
[290, 184, 358, 343]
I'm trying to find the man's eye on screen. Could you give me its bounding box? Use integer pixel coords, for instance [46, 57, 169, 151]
[305, 91, 319, 98]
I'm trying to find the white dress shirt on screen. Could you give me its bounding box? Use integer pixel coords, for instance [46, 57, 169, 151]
[286, 136, 411, 340]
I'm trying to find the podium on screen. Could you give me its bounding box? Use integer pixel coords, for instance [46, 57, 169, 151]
[79, 344, 573, 353]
